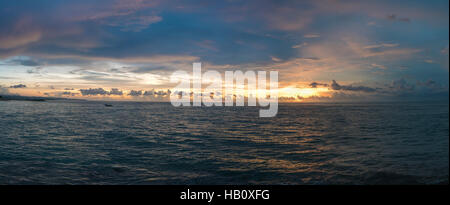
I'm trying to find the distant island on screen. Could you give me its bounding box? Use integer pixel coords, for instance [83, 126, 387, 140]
[0, 95, 81, 102]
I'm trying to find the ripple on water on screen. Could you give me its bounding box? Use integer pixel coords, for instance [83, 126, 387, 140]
[0, 100, 448, 184]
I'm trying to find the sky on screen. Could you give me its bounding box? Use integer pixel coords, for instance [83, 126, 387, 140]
[0, 0, 448, 102]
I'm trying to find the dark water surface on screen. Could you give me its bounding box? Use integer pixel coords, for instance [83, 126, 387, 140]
[0, 100, 448, 184]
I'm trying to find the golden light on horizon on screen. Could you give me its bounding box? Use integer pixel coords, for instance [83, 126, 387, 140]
[4, 85, 334, 102]
[278, 86, 329, 100]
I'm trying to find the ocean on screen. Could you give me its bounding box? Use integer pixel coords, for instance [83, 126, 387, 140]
[0, 100, 448, 184]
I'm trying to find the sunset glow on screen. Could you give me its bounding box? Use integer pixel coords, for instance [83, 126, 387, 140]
[0, 0, 448, 102]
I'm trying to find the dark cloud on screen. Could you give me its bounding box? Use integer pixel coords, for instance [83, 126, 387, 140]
[297, 95, 333, 102]
[141, 89, 172, 101]
[81, 0, 162, 32]
[388, 79, 415, 92]
[12, 58, 42, 66]
[156, 89, 171, 96]
[131, 66, 168, 73]
[80, 88, 109, 96]
[309, 82, 328, 88]
[60, 91, 79, 96]
[379, 78, 449, 100]
[143, 89, 155, 96]
[109, 68, 128, 73]
[26, 67, 43, 74]
[331, 80, 377, 92]
[0, 0, 301, 66]
[95, 14, 162, 32]
[143, 89, 171, 96]
[43, 91, 80, 97]
[386, 14, 411, 23]
[79, 88, 123, 96]
[0, 16, 41, 51]
[309, 79, 447, 101]
[109, 88, 123, 95]
[9, 84, 26, 88]
[416, 79, 444, 90]
[128, 90, 143, 96]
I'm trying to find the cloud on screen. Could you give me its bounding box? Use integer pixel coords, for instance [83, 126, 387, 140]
[195, 40, 218, 52]
[141, 89, 172, 101]
[374, 78, 449, 100]
[143, 89, 171, 96]
[0, 31, 41, 50]
[417, 79, 437, 88]
[364, 43, 399, 49]
[131, 66, 170, 73]
[60, 91, 79, 96]
[0, 17, 42, 58]
[416, 79, 448, 92]
[370, 63, 387, 69]
[387, 78, 415, 92]
[271, 56, 282, 62]
[79, 88, 123, 96]
[0, 17, 42, 50]
[0, 0, 447, 102]
[306, 78, 448, 101]
[263, 6, 313, 31]
[415, 80, 449, 99]
[386, 14, 411, 23]
[35, 54, 199, 64]
[331, 80, 377, 92]
[296, 94, 332, 102]
[109, 88, 123, 95]
[82, 0, 162, 32]
[304, 34, 320, 38]
[128, 90, 143, 96]
[156, 89, 171, 96]
[9, 84, 27, 88]
[292, 42, 308, 49]
[348, 40, 419, 59]
[94, 14, 162, 32]
[26, 67, 44, 74]
[79, 88, 109, 96]
[143, 89, 155, 96]
[72, 69, 140, 85]
[11, 58, 42, 66]
[309, 82, 328, 88]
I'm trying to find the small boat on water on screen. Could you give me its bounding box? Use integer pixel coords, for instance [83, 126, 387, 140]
[104, 104, 113, 107]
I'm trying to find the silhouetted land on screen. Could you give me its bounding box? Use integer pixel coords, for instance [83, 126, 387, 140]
[0, 95, 80, 102]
